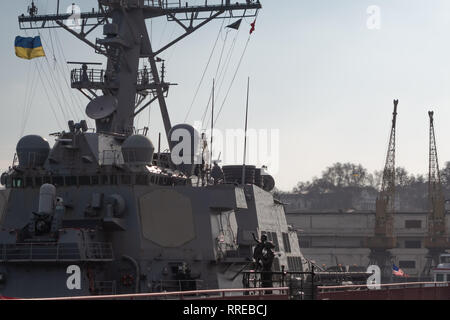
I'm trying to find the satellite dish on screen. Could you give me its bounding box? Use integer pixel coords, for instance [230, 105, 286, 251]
[86, 95, 118, 120]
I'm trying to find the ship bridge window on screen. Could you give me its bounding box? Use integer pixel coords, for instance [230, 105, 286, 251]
[52, 176, 64, 186]
[299, 239, 310, 248]
[136, 174, 148, 185]
[441, 256, 450, 264]
[110, 175, 117, 185]
[282, 232, 291, 253]
[65, 176, 77, 186]
[12, 177, 23, 188]
[287, 256, 303, 272]
[25, 177, 33, 188]
[101, 175, 109, 185]
[35, 177, 42, 187]
[262, 231, 280, 252]
[79, 176, 90, 185]
[271, 232, 280, 252]
[436, 274, 444, 282]
[91, 176, 99, 185]
[5, 177, 11, 188]
[121, 175, 131, 185]
[273, 258, 281, 272]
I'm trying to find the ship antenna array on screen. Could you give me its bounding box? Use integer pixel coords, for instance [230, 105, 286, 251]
[18, 0, 261, 145]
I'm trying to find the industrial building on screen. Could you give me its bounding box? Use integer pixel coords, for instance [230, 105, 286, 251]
[283, 204, 450, 281]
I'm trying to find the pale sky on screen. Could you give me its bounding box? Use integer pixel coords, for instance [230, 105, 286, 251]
[2, 0, 450, 191]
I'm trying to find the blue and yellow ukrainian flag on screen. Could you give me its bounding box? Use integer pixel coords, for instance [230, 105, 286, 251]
[14, 36, 45, 60]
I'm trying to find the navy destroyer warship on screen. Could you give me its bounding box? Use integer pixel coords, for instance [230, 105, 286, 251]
[0, 0, 316, 298]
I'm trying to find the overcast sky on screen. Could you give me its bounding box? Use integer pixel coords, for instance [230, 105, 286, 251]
[2, 0, 450, 191]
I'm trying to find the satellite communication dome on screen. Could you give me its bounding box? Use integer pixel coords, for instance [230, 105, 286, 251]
[122, 135, 154, 165]
[16, 135, 50, 168]
[86, 95, 118, 120]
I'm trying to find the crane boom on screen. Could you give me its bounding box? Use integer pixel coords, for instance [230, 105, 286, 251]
[366, 100, 398, 282]
[368, 100, 398, 249]
[424, 111, 449, 270]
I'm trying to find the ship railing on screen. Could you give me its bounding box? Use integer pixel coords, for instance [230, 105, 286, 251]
[94, 281, 117, 295]
[0, 242, 113, 262]
[317, 281, 450, 294]
[144, 0, 260, 9]
[70, 68, 159, 91]
[19, 287, 290, 300]
[85, 242, 114, 261]
[156, 279, 205, 293]
[242, 270, 315, 300]
[136, 68, 155, 86]
[71, 68, 107, 86]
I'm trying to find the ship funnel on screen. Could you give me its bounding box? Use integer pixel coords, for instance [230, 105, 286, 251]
[38, 184, 56, 215]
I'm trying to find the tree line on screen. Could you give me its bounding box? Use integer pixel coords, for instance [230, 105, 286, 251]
[274, 162, 450, 211]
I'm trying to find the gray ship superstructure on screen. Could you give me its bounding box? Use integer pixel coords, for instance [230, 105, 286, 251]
[0, 0, 309, 298]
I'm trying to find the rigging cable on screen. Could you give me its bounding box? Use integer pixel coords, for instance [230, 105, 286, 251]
[34, 53, 70, 122]
[211, 12, 259, 126]
[200, 28, 234, 127]
[34, 61, 64, 129]
[38, 32, 78, 121]
[52, 29, 95, 127]
[20, 62, 40, 137]
[49, 29, 90, 125]
[162, 23, 179, 63]
[23, 29, 68, 127]
[215, 24, 241, 99]
[35, 60, 68, 123]
[184, 19, 225, 123]
[201, 26, 241, 128]
[45, 29, 84, 122]
[18, 60, 33, 137]
[214, 34, 252, 125]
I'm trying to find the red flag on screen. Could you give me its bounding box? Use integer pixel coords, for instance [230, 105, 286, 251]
[250, 19, 256, 34]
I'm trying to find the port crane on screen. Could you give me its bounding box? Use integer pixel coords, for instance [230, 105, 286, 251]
[422, 111, 449, 278]
[366, 100, 398, 281]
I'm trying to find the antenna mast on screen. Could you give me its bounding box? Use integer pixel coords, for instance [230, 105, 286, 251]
[241, 77, 250, 185]
[211, 79, 214, 165]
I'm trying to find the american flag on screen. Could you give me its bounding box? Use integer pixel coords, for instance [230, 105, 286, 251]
[392, 264, 407, 277]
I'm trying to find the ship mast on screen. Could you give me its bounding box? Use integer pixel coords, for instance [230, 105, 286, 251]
[18, 0, 261, 145]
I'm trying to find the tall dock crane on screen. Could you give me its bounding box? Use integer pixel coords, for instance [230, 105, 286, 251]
[422, 111, 449, 277]
[366, 100, 398, 281]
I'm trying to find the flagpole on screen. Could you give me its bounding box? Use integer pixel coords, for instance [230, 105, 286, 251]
[241, 77, 250, 185]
